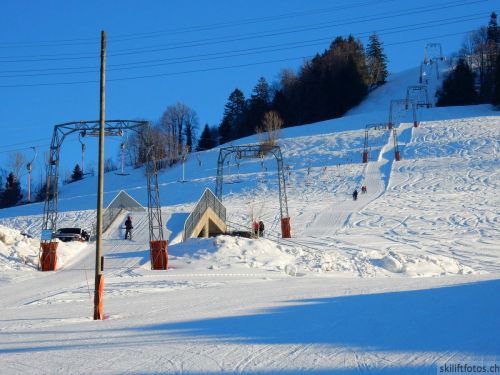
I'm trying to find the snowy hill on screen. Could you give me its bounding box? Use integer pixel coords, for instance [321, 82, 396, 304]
[0, 63, 499, 374]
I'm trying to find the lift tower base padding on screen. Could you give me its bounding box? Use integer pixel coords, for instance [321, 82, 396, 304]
[39, 242, 58, 271]
[150, 240, 168, 270]
[281, 217, 291, 238]
[393, 129, 401, 161]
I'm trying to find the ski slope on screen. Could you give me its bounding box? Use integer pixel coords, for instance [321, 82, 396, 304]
[0, 62, 499, 374]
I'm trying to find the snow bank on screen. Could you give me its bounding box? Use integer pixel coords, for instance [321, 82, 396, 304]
[0, 224, 88, 272]
[170, 234, 478, 278]
[0, 224, 40, 270]
[362, 250, 477, 277]
[172, 236, 298, 273]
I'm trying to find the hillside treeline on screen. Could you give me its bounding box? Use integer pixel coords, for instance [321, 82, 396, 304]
[215, 34, 388, 146]
[128, 34, 388, 163]
[437, 12, 500, 106]
[1, 34, 388, 208]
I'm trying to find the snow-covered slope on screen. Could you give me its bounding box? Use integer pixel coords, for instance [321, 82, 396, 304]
[0, 64, 499, 374]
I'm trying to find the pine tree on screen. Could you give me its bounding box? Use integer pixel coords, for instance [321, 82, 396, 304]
[436, 59, 476, 106]
[243, 77, 270, 137]
[218, 88, 246, 144]
[487, 12, 500, 43]
[366, 33, 388, 88]
[481, 12, 500, 102]
[492, 54, 500, 106]
[196, 124, 216, 151]
[0, 172, 22, 208]
[184, 121, 194, 152]
[71, 164, 84, 182]
[35, 179, 48, 202]
[251, 77, 271, 104]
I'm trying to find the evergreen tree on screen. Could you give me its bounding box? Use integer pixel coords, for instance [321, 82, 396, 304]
[271, 69, 300, 126]
[243, 77, 271, 137]
[196, 124, 216, 151]
[366, 33, 388, 87]
[71, 164, 84, 182]
[476, 12, 500, 103]
[218, 88, 246, 144]
[209, 126, 219, 146]
[302, 36, 368, 123]
[487, 12, 500, 43]
[34, 176, 55, 202]
[251, 77, 271, 103]
[492, 54, 500, 106]
[184, 121, 194, 152]
[220, 35, 372, 134]
[436, 59, 476, 106]
[35, 179, 48, 202]
[0, 172, 22, 208]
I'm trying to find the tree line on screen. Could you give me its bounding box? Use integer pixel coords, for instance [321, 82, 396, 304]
[437, 12, 500, 106]
[139, 33, 388, 156]
[206, 33, 388, 149]
[0, 33, 388, 209]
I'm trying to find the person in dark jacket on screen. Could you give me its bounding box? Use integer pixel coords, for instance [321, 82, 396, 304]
[125, 215, 133, 240]
[353, 189, 358, 201]
[258, 221, 265, 237]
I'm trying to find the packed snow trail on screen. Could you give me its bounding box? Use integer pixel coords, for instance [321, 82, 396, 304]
[298, 123, 404, 240]
[1, 211, 152, 308]
[1, 273, 498, 374]
[101, 211, 151, 278]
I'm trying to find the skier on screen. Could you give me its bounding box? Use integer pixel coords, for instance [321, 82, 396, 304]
[353, 189, 358, 201]
[124, 215, 133, 240]
[258, 220, 265, 237]
[252, 221, 259, 237]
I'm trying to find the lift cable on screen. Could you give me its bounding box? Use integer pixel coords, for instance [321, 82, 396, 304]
[0, 0, 486, 62]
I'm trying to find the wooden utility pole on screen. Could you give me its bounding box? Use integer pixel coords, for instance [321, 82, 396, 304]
[94, 30, 106, 320]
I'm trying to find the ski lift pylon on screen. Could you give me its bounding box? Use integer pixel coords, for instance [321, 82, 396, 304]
[26, 147, 37, 203]
[116, 131, 130, 176]
[388, 99, 418, 129]
[78, 132, 86, 174]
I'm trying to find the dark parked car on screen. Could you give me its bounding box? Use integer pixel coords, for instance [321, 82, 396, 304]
[55, 228, 90, 242]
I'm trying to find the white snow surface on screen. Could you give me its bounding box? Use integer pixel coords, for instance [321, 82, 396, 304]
[0, 62, 499, 374]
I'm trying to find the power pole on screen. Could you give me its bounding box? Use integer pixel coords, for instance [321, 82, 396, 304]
[94, 30, 106, 320]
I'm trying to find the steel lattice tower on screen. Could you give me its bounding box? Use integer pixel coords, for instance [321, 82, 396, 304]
[41, 120, 164, 247]
[215, 144, 290, 235]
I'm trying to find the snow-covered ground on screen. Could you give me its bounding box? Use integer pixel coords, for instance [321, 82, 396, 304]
[0, 62, 499, 374]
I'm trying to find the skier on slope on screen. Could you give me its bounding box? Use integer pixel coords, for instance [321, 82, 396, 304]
[124, 215, 133, 240]
[253, 221, 259, 237]
[258, 220, 265, 237]
[353, 189, 358, 201]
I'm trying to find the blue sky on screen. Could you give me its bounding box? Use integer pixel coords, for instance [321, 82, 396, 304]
[0, 0, 497, 181]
